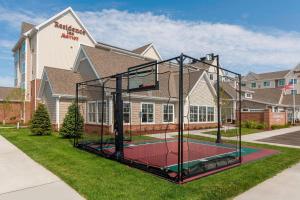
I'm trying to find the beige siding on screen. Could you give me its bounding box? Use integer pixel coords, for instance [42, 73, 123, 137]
[37, 11, 94, 78]
[77, 58, 98, 80]
[43, 82, 56, 123]
[59, 99, 73, 124]
[143, 46, 160, 60]
[129, 100, 177, 125]
[184, 75, 217, 123]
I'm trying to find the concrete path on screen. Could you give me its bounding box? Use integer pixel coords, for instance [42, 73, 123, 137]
[0, 135, 85, 200]
[240, 126, 300, 149]
[235, 162, 300, 200]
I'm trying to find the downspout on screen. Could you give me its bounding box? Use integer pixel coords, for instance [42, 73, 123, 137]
[56, 96, 60, 130]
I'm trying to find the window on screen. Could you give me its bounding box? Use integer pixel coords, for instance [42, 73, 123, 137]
[88, 102, 97, 123]
[251, 82, 256, 88]
[141, 103, 154, 123]
[241, 82, 246, 87]
[123, 102, 131, 123]
[207, 107, 215, 122]
[289, 79, 297, 85]
[291, 90, 297, 95]
[245, 93, 252, 99]
[199, 106, 206, 122]
[263, 81, 270, 87]
[278, 79, 285, 86]
[98, 101, 107, 124]
[189, 106, 198, 122]
[163, 104, 174, 123]
[209, 74, 214, 80]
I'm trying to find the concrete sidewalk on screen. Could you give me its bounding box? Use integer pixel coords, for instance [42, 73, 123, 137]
[235, 162, 300, 200]
[240, 126, 300, 148]
[0, 135, 84, 200]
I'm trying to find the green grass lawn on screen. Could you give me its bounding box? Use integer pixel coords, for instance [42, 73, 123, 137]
[205, 127, 262, 137]
[1, 128, 300, 200]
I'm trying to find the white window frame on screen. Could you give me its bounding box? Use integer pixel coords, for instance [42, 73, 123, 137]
[278, 79, 285, 86]
[140, 102, 155, 124]
[263, 81, 270, 87]
[207, 106, 215, 122]
[97, 100, 108, 125]
[87, 101, 97, 124]
[245, 93, 252, 99]
[291, 89, 297, 95]
[189, 105, 199, 123]
[162, 104, 175, 123]
[251, 82, 256, 88]
[188, 105, 216, 123]
[123, 101, 131, 124]
[198, 106, 207, 122]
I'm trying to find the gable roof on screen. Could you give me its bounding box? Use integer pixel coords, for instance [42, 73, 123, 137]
[81, 45, 152, 78]
[24, 7, 96, 44]
[243, 70, 290, 81]
[21, 22, 35, 34]
[42, 67, 83, 97]
[132, 43, 152, 54]
[281, 94, 300, 106]
[251, 88, 283, 105]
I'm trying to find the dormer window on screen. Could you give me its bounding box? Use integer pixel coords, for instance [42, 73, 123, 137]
[245, 93, 252, 99]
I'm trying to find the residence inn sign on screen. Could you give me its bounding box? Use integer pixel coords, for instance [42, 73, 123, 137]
[54, 21, 86, 41]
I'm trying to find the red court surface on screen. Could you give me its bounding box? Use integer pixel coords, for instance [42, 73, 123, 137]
[103, 141, 237, 169]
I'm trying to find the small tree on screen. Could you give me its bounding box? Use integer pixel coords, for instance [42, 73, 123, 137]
[59, 102, 84, 138]
[30, 104, 52, 135]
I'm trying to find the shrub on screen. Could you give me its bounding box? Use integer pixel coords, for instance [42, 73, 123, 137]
[30, 104, 52, 135]
[271, 124, 290, 130]
[241, 120, 265, 129]
[59, 102, 84, 138]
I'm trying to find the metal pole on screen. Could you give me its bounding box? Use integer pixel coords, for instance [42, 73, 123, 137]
[74, 83, 79, 147]
[177, 53, 184, 182]
[216, 55, 222, 143]
[115, 74, 124, 159]
[100, 83, 105, 151]
[239, 75, 242, 163]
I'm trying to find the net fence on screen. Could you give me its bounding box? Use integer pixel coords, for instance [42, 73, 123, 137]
[74, 54, 241, 183]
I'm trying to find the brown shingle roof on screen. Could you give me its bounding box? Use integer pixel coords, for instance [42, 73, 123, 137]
[83, 45, 152, 78]
[0, 87, 23, 101]
[21, 22, 35, 34]
[244, 70, 290, 81]
[252, 88, 282, 104]
[132, 43, 152, 54]
[281, 94, 300, 106]
[45, 67, 83, 96]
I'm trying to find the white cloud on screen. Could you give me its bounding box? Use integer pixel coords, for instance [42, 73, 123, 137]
[78, 9, 300, 73]
[0, 76, 14, 87]
[0, 39, 15, 49]
[0, 6, 46, 28]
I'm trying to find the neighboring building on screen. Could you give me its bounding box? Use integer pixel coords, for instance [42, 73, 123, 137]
[12, 7, 96, 119]
[242, 64, 300, 95]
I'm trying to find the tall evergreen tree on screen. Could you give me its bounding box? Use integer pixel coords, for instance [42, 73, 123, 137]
[30, 104, 52, 135]
[59, 102, 84, 138]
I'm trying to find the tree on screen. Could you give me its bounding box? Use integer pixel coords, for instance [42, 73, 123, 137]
[30, 104, 52, 135]
[59, 102, 84, 138]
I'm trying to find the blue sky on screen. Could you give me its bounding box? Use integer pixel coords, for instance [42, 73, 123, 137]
[1, 0, 300, 86]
